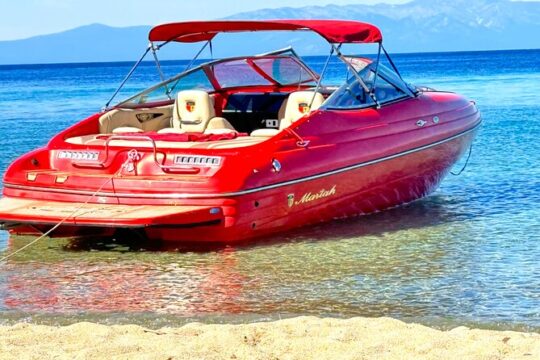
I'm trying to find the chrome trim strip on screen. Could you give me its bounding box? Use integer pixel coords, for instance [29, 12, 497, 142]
[4, 123, 480, 200]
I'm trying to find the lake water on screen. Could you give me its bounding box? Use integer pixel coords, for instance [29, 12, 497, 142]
[0, 49, 538, 331]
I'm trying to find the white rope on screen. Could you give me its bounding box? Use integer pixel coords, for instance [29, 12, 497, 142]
[0, 158, 131, 263]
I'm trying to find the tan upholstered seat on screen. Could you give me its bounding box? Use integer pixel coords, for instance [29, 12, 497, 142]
[250, 128, 281, 137]
[112, 127, 144, 134]
[204, 117, 237, 135]
[250, 91, 324, 137]
[99, 106, 172, 134]
[278, 97, 288, 120]
[158, 90, 235, 134]
[279, 91, 324, 129]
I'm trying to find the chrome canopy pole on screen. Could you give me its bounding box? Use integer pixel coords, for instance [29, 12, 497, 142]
[151, 42, 172, 99]
[382, 44, 403, 80]
[371, 42, 382, 93]
[381, 44, 416, 94]
[166, 41, 211, 98]
[103, 45, 151, 110]
[151, 42, 167, 83]
[309, 44, 336, 108]
[333, 43, 380, 109]
[183, 40, 210, 72]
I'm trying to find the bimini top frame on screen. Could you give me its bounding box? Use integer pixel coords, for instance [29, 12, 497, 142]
[104, 20, 406, 110]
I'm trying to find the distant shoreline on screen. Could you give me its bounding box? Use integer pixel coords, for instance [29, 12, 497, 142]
[0, 48, 539, 69]
[1, 316, 538, 359]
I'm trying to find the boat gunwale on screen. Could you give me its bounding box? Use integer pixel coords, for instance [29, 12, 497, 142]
[3, 121, 481, 200]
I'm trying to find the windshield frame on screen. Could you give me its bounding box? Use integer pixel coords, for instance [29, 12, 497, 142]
[115, 51, 319, 109]
[321, 57, 416, 111]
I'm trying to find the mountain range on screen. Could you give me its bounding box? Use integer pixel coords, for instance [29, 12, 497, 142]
[0, 0, 539, 65]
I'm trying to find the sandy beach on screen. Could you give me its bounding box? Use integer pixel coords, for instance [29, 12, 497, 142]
[0, 316, 538, 359]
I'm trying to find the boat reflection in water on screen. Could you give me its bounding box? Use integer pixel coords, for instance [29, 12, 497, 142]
[1, 244, 249, 315]
[0, 196, 479, 322]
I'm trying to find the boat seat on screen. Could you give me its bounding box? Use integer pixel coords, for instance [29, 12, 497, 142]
[204, 117, 237, 135]
[250, 91, 324, 137]
[250, 128, 281, 137]
[112, 127, 144, 134]
[158, 90, 236, 134]
[280, 91, 324, 129]
[99, 106, 172, 134]
[278, 97, 288, 120]
[99, 109, 143, 133]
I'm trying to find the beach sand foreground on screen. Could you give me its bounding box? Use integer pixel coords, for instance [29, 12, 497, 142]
[0, 316, 538, 359]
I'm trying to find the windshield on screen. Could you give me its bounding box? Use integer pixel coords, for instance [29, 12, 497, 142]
[251, 57, 316, 86]
[322, 57, 415, 110]
[117, 54, 317, 108]
[211, 59, 273, 88]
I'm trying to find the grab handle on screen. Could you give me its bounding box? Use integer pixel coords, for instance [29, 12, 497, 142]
[72, 135, 196, 173]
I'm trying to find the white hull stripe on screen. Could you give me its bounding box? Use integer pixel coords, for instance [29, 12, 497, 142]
[4, 124, 480, 200]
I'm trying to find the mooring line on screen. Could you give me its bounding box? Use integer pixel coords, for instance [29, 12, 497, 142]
[451, 143, 473, 176]
[0, 156, 133, 263]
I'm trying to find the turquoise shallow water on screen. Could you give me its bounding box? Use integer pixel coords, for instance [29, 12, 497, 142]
[0, 50, 538, 330]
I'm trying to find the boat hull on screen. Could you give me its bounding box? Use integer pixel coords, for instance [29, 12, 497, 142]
[147, 126, 477, 243]
[1, 126, 477, 244]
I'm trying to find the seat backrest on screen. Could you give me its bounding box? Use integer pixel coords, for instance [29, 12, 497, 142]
[279, 91, 325, 130]
[277, 98, 288, 120]
[99, 109, 143, 134]
[99, 106, 173, 134]
[172, 90, 216, 132]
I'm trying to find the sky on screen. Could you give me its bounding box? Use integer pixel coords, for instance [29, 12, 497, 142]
[0, 0, 538, 41]
[0, 0, 407, 40]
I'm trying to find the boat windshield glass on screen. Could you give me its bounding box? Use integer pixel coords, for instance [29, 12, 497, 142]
[209, 56, 317, 88]
[322, 58, 415, 109]
[251, 57, 316, 86]
[117, 54, 317, 108]
[210, 59, 273, 88]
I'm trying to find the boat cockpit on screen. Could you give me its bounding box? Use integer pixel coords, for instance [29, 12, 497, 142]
[63, 48, 416, 150]
[63, 49, 332, 149]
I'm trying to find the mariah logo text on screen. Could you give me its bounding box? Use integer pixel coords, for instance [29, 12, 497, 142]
[288, 185, 337, 207]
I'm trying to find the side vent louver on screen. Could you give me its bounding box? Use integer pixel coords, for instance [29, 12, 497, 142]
[173, 155, 221, 167]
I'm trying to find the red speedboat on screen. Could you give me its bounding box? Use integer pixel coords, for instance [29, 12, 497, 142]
[0, 20, 481, 244]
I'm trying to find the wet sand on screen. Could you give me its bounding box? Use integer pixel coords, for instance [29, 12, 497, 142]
[0, 316, 538, 359]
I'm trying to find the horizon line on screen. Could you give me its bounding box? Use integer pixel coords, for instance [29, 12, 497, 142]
[0, 47, 538, 68]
